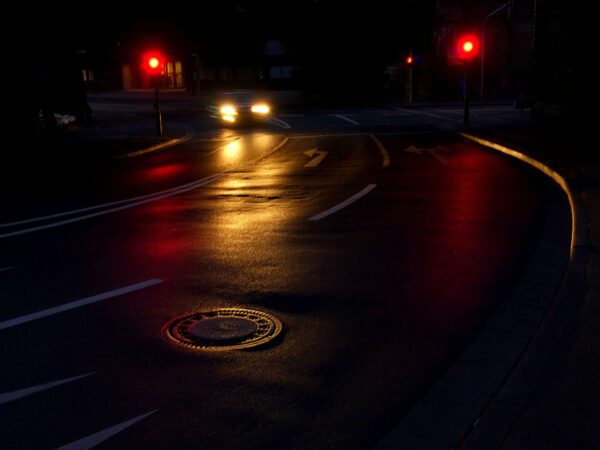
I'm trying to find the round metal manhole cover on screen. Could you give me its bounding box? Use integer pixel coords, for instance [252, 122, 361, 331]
[163, 308, 283, 351]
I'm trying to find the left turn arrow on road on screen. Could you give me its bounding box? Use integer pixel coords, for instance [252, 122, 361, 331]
[304, 148, 328, 168]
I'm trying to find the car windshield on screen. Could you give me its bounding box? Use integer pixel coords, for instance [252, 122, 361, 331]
[213, 90, 270, 106]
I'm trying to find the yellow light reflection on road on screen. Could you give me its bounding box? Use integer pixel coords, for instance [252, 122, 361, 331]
[218, 134, 282, 166]
[223, 139, 242, 162]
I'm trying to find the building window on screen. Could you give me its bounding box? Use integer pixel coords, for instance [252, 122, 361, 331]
[164, 61, 183, 88]
[269, 66, 293, 79]
[82, 69, 94, 82]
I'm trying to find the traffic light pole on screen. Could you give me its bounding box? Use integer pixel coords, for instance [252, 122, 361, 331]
[408, 50, 414, 104]
[408, 64, 414, 104]
[464, 65, 470, 126]
[154, 82, 163, 137]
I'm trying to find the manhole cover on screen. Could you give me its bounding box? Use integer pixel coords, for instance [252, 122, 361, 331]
[163, 308, 283, 351]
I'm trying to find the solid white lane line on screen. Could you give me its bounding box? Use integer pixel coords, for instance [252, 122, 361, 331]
[395, 107, 460, 122]
[0, 373, 94, 405]
[55, 409, 158, 450]
[0, 175, 224, 239]
[428, 107, 463, 116]
[202, 137, 243, 156]
[309, 184, 377, 221]
[0, 136, 260, 230]
[0, 175, 219, 229]
[332, 114, 360, 125]
[0, 265, 19, 273]
[0, 279, 162, 331]
[0, 136, 289, 239]
[289, 133, 368, 139]
[288, 131, 441, 140]
[268, 117, 292, 129]
[369, 135, 390, 167]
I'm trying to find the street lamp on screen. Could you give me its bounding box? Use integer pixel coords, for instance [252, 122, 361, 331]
[480, 3, 509, 97]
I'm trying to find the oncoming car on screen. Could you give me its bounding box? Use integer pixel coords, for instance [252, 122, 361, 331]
[207, 91, 272, 125]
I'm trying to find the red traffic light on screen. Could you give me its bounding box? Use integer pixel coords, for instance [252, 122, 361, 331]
[457, 35, 479, 60]
[406, 55, 414, 65]
[143, 52, 164, 75]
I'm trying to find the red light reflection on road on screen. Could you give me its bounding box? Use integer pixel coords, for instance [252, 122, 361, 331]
[418, 144, 536, 324]
[143, 164, 185, 181]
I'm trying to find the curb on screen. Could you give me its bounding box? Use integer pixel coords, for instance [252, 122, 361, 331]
[116, 128, 194, 159]
[458, 133, 590, 260]
[373, 133, 589, 450]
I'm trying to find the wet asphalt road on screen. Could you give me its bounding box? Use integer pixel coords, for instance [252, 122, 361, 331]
[0, 110, 560, 449]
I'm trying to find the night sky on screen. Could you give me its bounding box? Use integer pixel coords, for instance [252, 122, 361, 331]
[24, 1, 437, 61]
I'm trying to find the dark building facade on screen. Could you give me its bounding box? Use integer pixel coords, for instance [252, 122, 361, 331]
[432, 0, 536, 100]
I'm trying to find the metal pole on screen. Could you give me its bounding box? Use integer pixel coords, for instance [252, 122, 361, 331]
[532, 0, 538, 51]
[480, 3, 509, 97]
[408, 65, 413, 104]
[155, 84, 163, 136]
[408, 50, 414, 104]
[464, 65, 470, 126]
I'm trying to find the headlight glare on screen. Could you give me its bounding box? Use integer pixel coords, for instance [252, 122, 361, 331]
[220, 105, 237, 116]
[251, 104, 271, 114]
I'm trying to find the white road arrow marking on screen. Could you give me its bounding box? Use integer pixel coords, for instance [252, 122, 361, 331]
[304, 148, 328, 168]
[55, 410, 158, 450]
[0, 373, 94, 405]
[405, 145, 449, 165]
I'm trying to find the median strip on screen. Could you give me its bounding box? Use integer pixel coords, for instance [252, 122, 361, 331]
[118, 128, 193, 159]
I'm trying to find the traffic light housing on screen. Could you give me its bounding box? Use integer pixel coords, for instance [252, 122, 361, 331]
[457, 35, 479, 61]
[143, 52, 165, 75]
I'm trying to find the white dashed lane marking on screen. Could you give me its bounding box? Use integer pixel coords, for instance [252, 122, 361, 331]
[0, 279, 162, 331]
[309, 184, 377, 221]
[55, 410, 158, 450]
[0, 373, 94, 405]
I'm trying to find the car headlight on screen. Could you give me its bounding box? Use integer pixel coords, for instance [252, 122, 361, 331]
[220, 105, 237, 116]
[251, 104, 271, 114]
